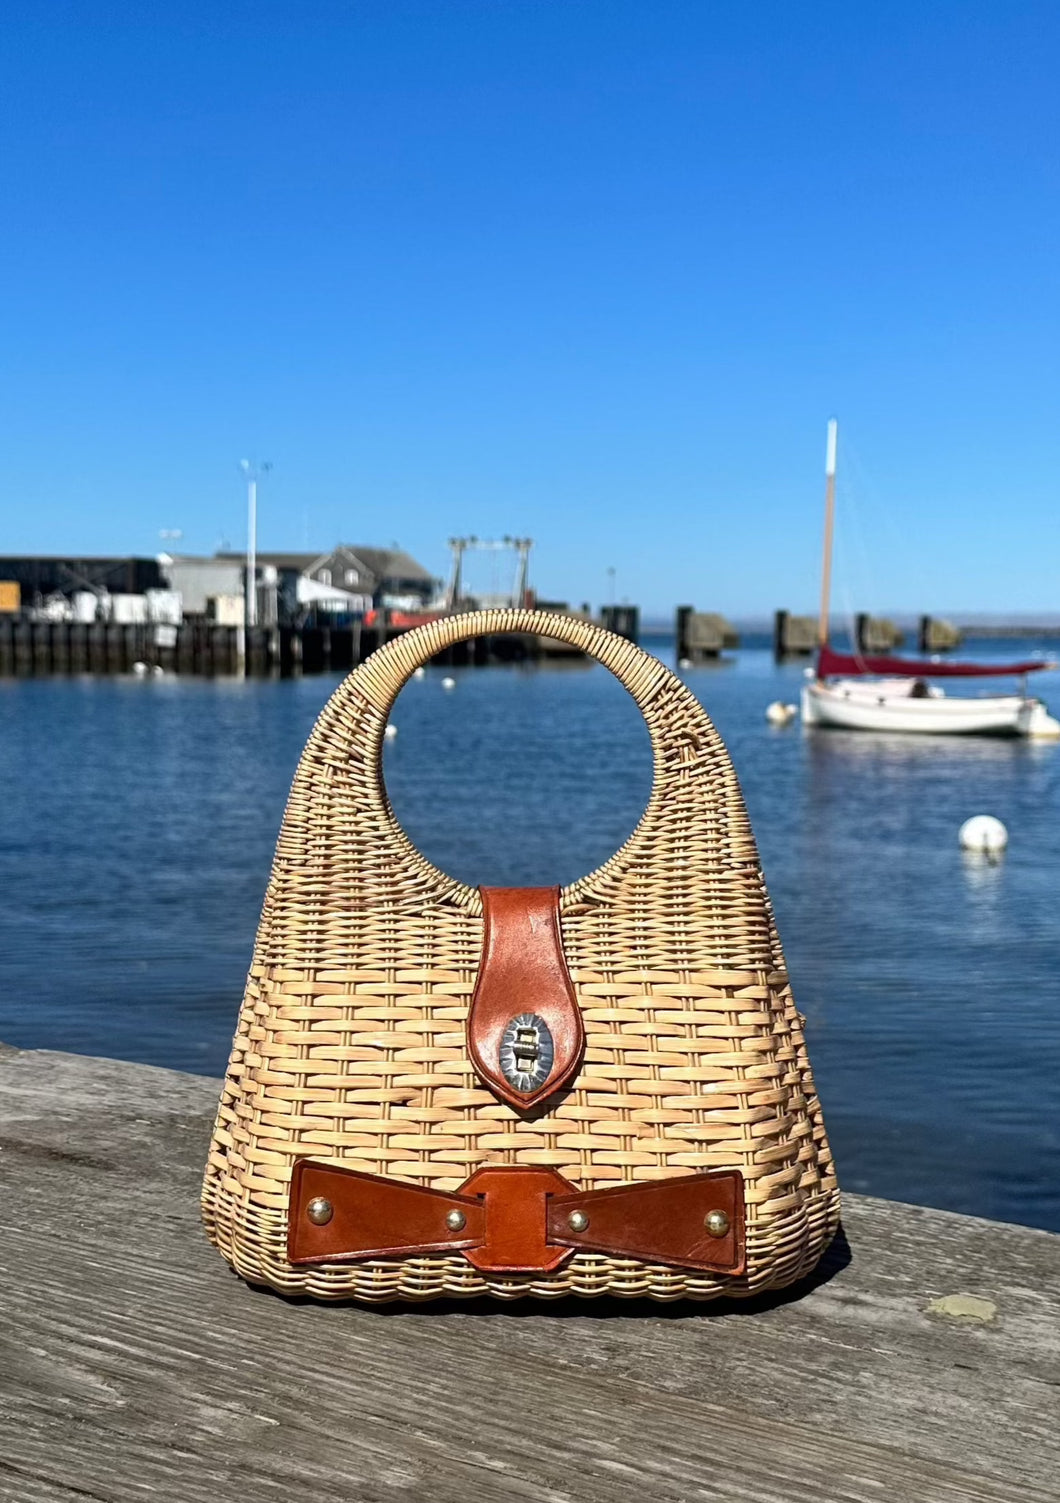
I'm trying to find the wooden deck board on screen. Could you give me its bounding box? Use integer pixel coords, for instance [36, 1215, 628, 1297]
[0, 1043, 1056, 1503]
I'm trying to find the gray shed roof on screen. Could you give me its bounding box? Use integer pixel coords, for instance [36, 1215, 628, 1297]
[342, 547, 434, 583]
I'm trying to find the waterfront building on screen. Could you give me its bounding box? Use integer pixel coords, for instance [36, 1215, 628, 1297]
[0, 556, 164, 615]
[213, 545, 438, 622]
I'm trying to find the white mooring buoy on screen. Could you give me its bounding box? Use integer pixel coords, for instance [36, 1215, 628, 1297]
[132, 661, 148, 677]
[413, 666, 425, 680]
[959, 815, 1008, 855]
[441, 676, 456, 690]
[766, 701, 798, 727]
[384, 723, 398, 741]
[679, 657, 692, 670]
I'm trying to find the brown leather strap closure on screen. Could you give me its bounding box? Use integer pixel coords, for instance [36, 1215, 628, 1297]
[466, 886, 585, 1110]
[288, 1162, 745, 1275]
[289, 1160, 486, 1262]
[547, 1174, 745, 1271]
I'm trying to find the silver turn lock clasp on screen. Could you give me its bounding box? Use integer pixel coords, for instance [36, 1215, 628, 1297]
[499, 1012, 555, 1093]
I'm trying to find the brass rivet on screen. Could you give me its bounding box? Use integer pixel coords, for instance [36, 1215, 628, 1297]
[306, 1197, 333, 1225]
[567, 1210, 589, 1233]
[445, 1209, 467, 1233]
[705, 1209, 730, 1238]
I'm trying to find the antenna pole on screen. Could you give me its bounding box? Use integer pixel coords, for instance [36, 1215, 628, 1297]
[817, 419, 838, 650]
[246, 474, 258, 629]
[239, 460, 271, 664]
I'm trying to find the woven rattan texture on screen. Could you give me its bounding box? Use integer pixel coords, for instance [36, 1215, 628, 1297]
[203, 610, 839, 1300]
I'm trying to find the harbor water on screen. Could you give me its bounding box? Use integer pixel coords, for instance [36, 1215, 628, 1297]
[2, 635, 1058, 1234]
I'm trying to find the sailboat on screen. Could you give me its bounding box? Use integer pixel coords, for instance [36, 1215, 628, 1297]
[800, 421, 1060, 737]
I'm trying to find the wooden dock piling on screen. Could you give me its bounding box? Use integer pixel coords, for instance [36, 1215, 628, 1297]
[855, 612, 904, 653]
[773, 610, 817, 658]
[918, 615, 962, 652]
[676, 606, 739, 661]
[599, 604, 640, 641]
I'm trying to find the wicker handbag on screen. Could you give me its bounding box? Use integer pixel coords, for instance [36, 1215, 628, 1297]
[203, 609, 839, 1302]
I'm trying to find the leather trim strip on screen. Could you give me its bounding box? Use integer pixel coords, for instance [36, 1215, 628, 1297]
[288, 1159, 486, 1265]
[548, 1171, 744, 1273]
[466, 886, 585, 1111]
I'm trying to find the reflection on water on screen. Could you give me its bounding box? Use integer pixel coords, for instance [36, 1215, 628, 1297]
[803, 723, 1048, 769]
[960, 850, 1006, 888]
[1, 639, 1058, 1234]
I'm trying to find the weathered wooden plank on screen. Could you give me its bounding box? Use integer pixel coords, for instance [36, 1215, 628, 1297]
[0, 1043, 1057, 1503]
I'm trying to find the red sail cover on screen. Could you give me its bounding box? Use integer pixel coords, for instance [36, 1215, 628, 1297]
[817, 644, 1051, 679]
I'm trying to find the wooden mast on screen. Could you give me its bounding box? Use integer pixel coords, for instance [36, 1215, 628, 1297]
[817, 418, 838, 653]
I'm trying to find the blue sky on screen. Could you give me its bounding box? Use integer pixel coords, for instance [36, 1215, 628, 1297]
[1, 1, 1058, 616]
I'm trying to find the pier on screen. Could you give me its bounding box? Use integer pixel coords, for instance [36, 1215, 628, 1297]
[0, 1038, 1056, 1503]
[0, 546, 643, 678]
[0, 609, 640, 678]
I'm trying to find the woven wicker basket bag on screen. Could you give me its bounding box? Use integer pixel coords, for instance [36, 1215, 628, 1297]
[203, 609, 839, 1302]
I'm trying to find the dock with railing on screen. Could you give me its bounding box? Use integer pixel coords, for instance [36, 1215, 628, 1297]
[0, 1039, 1056, 1503]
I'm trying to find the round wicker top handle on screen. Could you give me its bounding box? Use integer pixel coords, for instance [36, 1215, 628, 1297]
[355, 608, 672, 720]
[297, 608, 757, 915]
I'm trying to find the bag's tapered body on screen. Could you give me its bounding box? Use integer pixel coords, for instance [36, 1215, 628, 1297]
[203, 610, 839, 1301]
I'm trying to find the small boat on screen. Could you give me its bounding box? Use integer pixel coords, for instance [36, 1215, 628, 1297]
[801, 422, 1060, 738]
[364, 608, 445, 630]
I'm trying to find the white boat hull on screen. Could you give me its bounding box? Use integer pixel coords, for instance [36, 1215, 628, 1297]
[802, 679, 1060, 738]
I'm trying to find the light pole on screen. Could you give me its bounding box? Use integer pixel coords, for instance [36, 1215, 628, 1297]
[239, 460, 272, 638]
